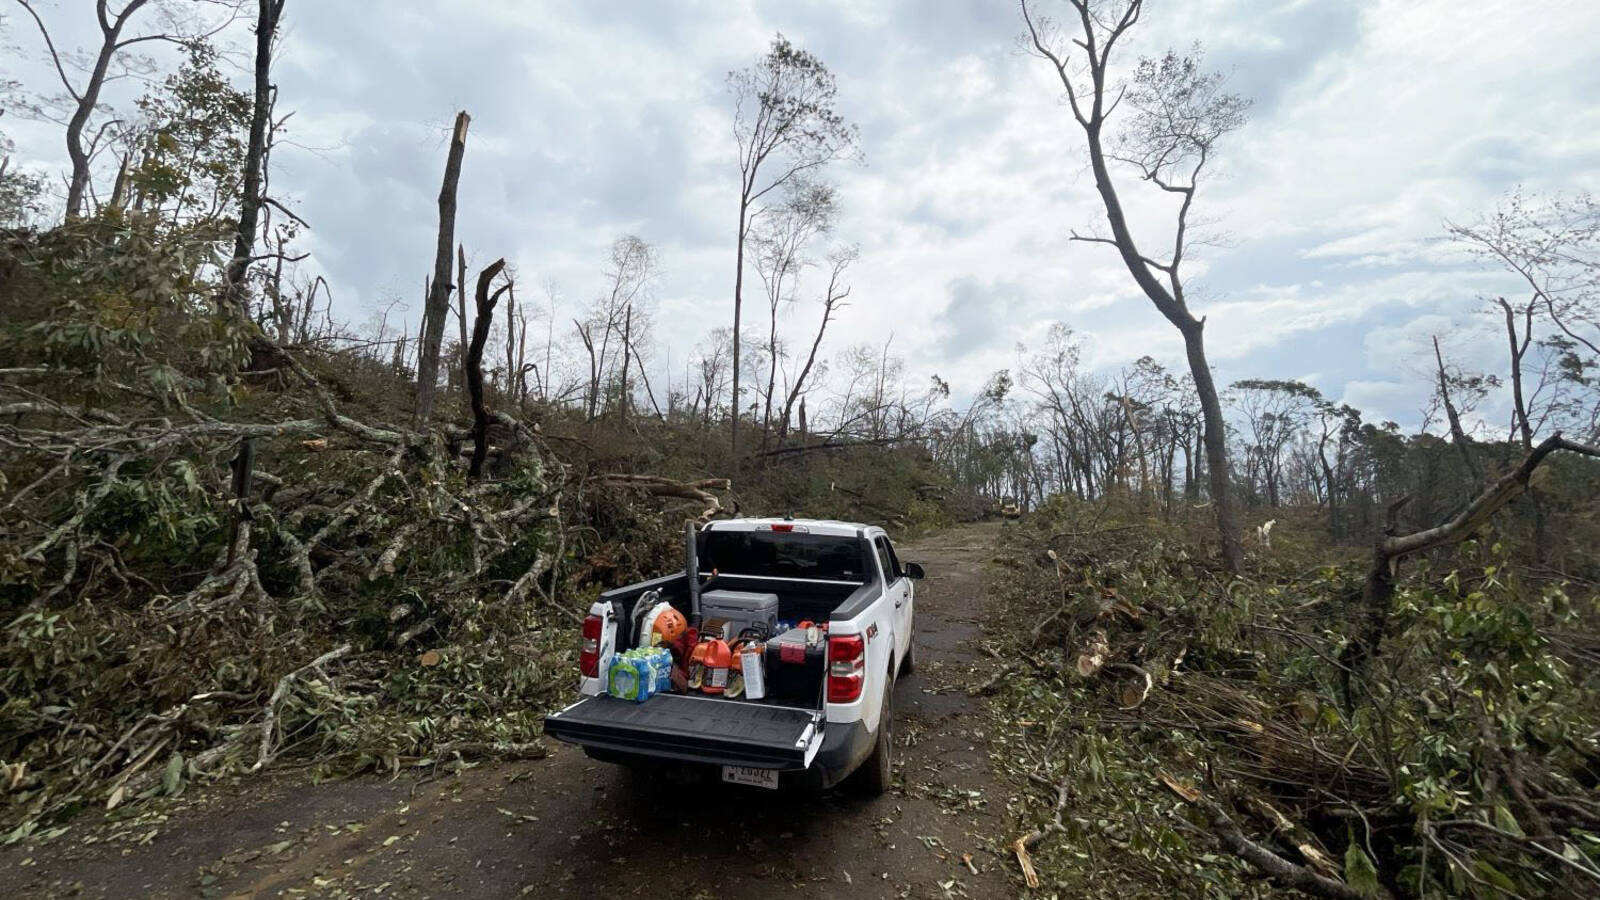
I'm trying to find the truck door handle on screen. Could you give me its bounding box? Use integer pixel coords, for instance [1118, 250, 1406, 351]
[894, 600, 903, 609]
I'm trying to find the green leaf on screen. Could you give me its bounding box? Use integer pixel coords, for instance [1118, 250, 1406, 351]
[1493, 803, 1524, 837]
[1344, 838, 1381, 897]
[1472, 859, 1516, 891]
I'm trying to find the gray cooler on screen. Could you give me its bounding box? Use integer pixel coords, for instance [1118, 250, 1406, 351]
[700, 589, 779, 639]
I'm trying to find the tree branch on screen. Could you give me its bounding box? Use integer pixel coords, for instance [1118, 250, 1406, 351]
[1199, 794, 1385, 900]
[14, 0, 82, 100]
[1383, 432, 1597, 560]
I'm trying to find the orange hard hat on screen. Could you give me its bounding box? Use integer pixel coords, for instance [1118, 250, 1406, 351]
[651, 608, 687, 643]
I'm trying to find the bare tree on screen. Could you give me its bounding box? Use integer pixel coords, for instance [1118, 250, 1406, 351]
[1449, 191, 1600, 444]
[219, 0, 283, 315]
[449, 243, 467, 395]
[533, 279, 562, 403]
[414, 110, 469, 426]
[503, 275, 518, 404]
[1449, 192, 1600, 558]
[778, 245, 854, 443]
[12, 0, 242, 220]
[617, 298, 634, 424]
[1309, 398, 1359, 538]
[1431, 336, 1482, 482]
[727, 33, 858, 463]
[575, 236, 655, 421]
[691, 328, 734, 428]
[514, 293, 530, 406]
[751, 179, 835, 450]
[1021, 1, 1249, 573]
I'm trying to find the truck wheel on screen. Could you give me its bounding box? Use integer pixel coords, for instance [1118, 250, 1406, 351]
[899, 633, 916, 676]
[848, 682, 893, 797]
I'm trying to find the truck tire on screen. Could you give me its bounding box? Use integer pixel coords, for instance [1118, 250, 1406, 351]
[899, 631, 916, 676]
[847, 681, 893, 797]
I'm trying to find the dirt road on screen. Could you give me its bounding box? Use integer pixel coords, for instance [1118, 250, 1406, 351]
[2, 522, 1016, 899]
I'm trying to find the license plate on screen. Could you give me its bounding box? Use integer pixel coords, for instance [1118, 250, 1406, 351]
[721, 765, 780, 790]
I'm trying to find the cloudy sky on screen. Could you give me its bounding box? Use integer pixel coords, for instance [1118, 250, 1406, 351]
[6, 0, 1599, 429]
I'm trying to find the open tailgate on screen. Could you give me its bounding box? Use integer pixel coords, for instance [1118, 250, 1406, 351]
[544, 694, 822, 769]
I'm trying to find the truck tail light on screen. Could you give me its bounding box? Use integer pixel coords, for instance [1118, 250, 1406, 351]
[579, 614, 603, 677]
[827, 634, 865, 703]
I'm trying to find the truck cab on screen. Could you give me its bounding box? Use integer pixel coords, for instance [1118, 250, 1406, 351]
[543, 518, 923, 794]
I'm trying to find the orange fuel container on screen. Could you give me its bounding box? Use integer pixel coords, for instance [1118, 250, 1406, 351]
[700, 638, 732, 695]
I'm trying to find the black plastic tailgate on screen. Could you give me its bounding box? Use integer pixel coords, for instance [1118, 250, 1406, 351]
[543, 694, 821, 769]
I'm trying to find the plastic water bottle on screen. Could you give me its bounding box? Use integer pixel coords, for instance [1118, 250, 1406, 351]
[651, 647, 671, 693]
[608, 654, 639, 700]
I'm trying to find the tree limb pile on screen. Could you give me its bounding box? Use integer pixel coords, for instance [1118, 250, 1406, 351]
[253, 644, 352, 772]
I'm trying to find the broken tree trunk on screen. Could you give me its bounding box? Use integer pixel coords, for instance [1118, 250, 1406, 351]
[1348, 432, 1600, 693]
[414, 110, 470, 427]
[223, 438, 257, 568]
[220, 0, 286, 312]
[456, 244, 468, 364]
[592, 474, 731, 521]
[467, 259, 510, 480]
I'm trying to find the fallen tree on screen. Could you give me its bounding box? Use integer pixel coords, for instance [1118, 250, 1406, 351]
[589, 473, 732, 521]
[0, 223, 581, 838]
[986, 488, 1600, 898]
[1348, 431, 1600, 694]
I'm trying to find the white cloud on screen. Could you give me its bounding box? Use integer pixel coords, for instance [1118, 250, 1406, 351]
[3, 0, 1595, 430]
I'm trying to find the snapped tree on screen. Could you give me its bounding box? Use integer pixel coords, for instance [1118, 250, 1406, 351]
[414, 110, 470, 426]
[221, 0, 285, 315]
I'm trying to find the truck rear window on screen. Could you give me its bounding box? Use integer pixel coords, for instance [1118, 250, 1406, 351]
[700, 531, 868, 582]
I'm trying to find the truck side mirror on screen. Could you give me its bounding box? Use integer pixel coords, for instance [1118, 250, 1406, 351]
[903, 562, 925, 580]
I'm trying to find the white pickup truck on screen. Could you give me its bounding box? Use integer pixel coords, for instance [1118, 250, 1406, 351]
[543, 517, 923, 795]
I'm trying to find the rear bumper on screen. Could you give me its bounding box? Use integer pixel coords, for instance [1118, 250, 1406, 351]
[543, 694, 820, 770]
[578, 721, 874, 791]
[544, 694, 875, 790]
[796, 718, 874, 790]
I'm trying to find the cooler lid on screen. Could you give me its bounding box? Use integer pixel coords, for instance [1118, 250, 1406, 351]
[700, 589, 780, 609]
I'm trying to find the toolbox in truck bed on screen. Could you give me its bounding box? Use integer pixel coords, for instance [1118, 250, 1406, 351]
[543, 693, 823, 769]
